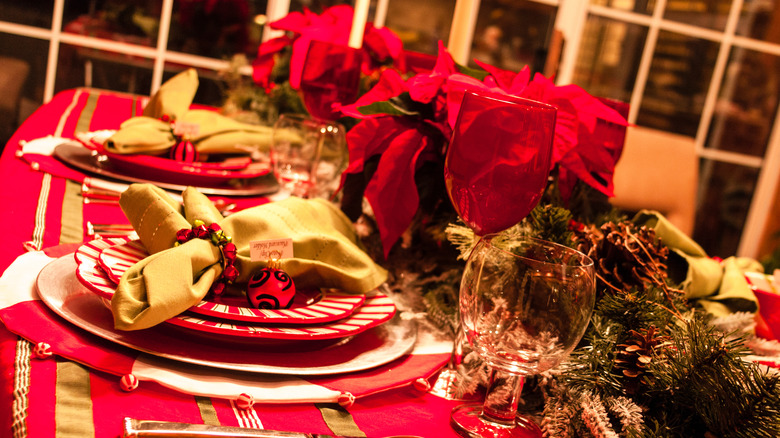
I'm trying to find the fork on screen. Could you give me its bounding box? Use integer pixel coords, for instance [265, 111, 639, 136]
[82, 182, 237, 215]
[86, 221, 137, 238]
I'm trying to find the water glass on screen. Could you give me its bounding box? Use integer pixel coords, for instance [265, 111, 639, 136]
[271, 114, 348, 199]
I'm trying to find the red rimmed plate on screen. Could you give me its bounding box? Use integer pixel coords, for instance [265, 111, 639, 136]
[170, 293, 396, 340]
[74, 131, 272, 187]
[76, 238, 375, 327]
[98, 147, 271, 187]
[54, 143, 280, 197]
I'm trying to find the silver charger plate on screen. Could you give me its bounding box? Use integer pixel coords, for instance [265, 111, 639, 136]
[36, 256, 417, 375]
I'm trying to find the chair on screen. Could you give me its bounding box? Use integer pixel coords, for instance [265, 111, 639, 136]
[611, 125, 699, 236]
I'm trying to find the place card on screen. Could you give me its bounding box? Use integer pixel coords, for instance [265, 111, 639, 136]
[173, 121, 200, 138]
[249, 238, 294, 261]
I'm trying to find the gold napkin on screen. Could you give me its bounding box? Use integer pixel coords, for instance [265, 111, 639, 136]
[104, 69, 275, 156]
[634, 210, 761, 316]
[111, 184, 388, 330]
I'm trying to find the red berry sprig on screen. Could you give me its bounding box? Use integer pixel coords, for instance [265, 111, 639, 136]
[175, 220, 238, 295]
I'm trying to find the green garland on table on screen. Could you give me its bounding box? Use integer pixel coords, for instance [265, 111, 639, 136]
[219, 54, 309, 126]
[429, 205, 780, 437]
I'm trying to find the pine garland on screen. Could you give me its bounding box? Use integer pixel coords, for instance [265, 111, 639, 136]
[541, 218, 780, 437]
[436, 205, 780, 437]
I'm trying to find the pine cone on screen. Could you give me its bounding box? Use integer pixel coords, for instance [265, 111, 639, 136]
[573, 221, 670, 295]
[614, 326, 670, 395]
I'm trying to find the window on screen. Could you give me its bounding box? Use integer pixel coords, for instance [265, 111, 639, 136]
[560, 0, 780, 259]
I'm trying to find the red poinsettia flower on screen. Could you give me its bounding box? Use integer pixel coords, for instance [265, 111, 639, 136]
[443, 64, 629, 202]
[340, 43, 463, 256]
[251, 5, 403, 90]
[340, 42, 628, 257]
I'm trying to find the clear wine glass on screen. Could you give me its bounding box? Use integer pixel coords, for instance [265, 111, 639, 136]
[451, 235, 596, 437]
[271, 114, 348, 199]
[431, 90, 558, 400]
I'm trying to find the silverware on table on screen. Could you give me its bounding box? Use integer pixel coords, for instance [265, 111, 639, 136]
[82, 181, 237, 215]
[86, 221, 137, 238]
[122, 418, 421, 438]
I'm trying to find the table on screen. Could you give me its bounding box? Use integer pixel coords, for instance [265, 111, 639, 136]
[0, 88, 460, 438]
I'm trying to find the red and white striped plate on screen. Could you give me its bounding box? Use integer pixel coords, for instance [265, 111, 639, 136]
[73, 239, 394, 340]
[169, 293, 396, 340]
[93, 238, 366, 324]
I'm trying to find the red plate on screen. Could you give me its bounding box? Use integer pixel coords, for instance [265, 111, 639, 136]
[74, 239, 394, 340]
[91, 238, 367, 324]
[98, 148, 271, 187]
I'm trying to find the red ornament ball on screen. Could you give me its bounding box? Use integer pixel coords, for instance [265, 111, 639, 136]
[246, 267, 295, 309]
[169, 139, 199, 162]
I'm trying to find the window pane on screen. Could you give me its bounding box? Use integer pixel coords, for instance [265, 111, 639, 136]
[384, 0, 455, 56]
[289, 0, 348, 14]
[589, 0, 655, 15]
[168, 0, 267, 59]
[737, 0, 780, 43]
[663, 0, 731, 32]
[62, 1, 162, 48]
[0, 1, 53, 28]
[470, 0, 556, 73]
[0, 33, 47, 145]
[573, 15, 647, 103]
[705, 47, 780, 157]
[694, 160, 759, 257]
[55, 43, 153, 97]
[636, 31, 718, 136]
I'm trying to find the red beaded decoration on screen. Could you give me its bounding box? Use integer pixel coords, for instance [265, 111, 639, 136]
[337, 392, 355, 408]
[176, 220, 238, 296]
[120, 374, 139, 392]
[236, 393, 254, 410]
[413, 377, 432, 392]
[33, 342, 53, 359]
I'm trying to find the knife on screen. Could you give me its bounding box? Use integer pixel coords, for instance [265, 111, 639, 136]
[123, 418, 417, 438]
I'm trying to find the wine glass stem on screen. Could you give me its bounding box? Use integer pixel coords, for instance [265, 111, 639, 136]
[482, 367, 525, 424]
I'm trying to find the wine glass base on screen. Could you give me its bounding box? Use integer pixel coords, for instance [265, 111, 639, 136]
[428, 369, 480, 401]
[450, 404, 542, 438]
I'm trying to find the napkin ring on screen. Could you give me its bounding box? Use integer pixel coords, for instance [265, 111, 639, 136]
[175, 220, 238, 295]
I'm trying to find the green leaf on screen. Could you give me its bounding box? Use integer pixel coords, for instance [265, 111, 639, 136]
[456, 63, 490, 81]
[358, 92, 421, 117]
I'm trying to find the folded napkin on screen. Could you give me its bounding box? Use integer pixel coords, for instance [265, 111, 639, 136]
[111, 184, 387, 330]
[104, 69, 276, 156]
[634, 210, 762, 316]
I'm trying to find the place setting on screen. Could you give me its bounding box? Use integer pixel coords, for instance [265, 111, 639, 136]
[51, 69, 284, 196]
[23, 180, 450, 403]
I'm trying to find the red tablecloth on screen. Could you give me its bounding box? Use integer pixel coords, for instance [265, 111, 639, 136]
[0, 88, 461, 438]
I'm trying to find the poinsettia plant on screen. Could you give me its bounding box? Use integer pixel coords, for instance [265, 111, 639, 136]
[338, 41, 629, 257]
[252, 5, 403, 93]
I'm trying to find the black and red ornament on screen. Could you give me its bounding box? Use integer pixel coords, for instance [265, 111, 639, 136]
[246, 259, 296, 309]
[169, 138, 199, 162]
